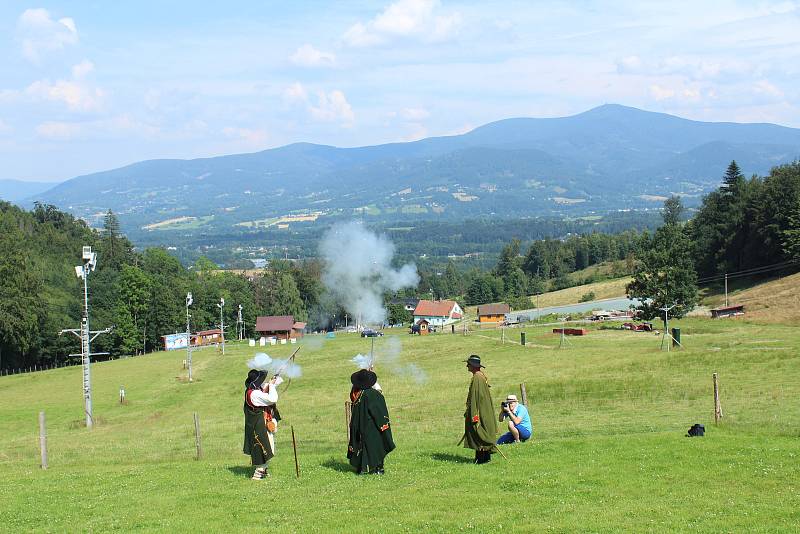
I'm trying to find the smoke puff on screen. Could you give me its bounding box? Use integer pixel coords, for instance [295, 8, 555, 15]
[270, 359, 303, 378]
[247, 353, 272, 370]
[348, 336, 427, 384]
[352, 353, 371, 370]
[320, 222, 419, 325]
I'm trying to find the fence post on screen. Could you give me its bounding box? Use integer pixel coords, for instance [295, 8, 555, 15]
[193, 412, 202, 460]
[713, 373, 722, 423]
[39, 411, 48, 469]
[520, 383, 528, 406]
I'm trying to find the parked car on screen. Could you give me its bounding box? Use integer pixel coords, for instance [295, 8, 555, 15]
[361, 328, 384, 337]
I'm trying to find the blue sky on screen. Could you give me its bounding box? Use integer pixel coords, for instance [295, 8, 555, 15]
[1, 1, 798, 182]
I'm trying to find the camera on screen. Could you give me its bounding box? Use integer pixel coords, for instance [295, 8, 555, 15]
[500, 401, 508, 409]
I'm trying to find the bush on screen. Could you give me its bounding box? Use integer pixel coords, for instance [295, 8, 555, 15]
[580, 291, 596, 302]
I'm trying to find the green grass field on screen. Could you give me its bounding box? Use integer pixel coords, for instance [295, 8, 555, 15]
[1, 319, 799, 532]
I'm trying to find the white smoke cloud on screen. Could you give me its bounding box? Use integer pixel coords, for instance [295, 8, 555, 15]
[247, 352, 272, 370]
[349, 336, 427, 384]
[270, 359, 303, 378]
[352, 353, 372, 369]
[320, 221, 419, 326]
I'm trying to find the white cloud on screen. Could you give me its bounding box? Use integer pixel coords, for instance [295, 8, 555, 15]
[222, 126, 269, 147]
[71, 59, 94, 79]
[290, 44, 336, 67]
[343, 0, 461, 47]
[284, 83, 355, 126]
[283, 82, 308, 103]
[17, 8, 79, 63]
[25, 79, 105, 112]
[309, 90, 355, 125]
[649, 84, 676, 101]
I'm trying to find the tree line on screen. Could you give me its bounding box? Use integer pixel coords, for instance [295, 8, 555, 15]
[0, 203, 328, 370]
[2, 160, 797, 368]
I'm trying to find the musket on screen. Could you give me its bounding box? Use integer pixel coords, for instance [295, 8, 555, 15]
[367, 336, 375, 372]
[273, 346, 301, 378]
[272, 346, 301, 393]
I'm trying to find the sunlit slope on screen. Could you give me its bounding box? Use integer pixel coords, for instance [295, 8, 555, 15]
[1, 320, 799, 531]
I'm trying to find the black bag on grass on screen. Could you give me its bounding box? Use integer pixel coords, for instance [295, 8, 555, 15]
[686, 424, 705, 437]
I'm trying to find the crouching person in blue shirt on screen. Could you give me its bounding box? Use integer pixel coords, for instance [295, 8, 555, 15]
[497, 394, 532, 444]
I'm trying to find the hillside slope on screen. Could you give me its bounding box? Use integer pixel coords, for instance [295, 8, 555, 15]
[1, 321, 798, 531]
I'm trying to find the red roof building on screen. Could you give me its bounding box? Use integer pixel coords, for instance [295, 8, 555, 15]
[255, 315, 304, 339]
[413, 299, 463, 326]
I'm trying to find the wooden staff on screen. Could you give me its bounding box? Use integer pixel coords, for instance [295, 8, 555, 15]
[291, 425, 300, 478]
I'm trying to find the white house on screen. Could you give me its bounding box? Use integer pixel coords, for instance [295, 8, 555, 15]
[412, 299, 463, 327]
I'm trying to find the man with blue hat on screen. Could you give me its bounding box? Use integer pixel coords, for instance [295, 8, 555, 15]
[462, 355, 498, 464]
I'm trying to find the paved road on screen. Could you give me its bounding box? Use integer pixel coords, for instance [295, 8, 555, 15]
[507, 297, 641, 321]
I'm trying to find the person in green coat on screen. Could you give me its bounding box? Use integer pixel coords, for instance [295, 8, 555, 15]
[462, 355, 498, 464]
[243, 369, 282, 480]
[347, 369, 395, 475]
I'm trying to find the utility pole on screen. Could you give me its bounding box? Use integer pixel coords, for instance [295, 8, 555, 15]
[217, 297, 225, 355]
[724, 273, 728, 307]
[237, 304, 244, 341]
[60, 246, 112, 429]
[186, 292, 193, 383]
[658, 303, 677, 351]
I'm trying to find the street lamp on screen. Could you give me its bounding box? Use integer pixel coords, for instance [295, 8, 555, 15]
[186, 292, 193, 382]
[217, 297, 225, 355]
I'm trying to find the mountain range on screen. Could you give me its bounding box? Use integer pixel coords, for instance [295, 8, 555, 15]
[19, 104, 800, 238]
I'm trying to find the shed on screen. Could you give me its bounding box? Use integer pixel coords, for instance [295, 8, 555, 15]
[255, 315, 297, 340]
[477, 303, 511, 323]
[710, 305, 745, 319]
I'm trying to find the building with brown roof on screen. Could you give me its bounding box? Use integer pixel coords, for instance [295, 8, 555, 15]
[476, 303, 511, 323]
[255, 315, 305, 340]
[412, 299, 463, 327]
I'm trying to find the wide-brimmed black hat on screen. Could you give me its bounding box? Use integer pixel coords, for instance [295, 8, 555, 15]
[464, 354, 485, 368]
[351, 369, 378, 389]
[245, 369, 267, 389]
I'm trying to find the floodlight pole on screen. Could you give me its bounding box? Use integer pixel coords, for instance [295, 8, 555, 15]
[237, 304, 244, 341]
[186, 292, 193, 382]
[218, 298, 225, 355]
[60, 246, 111, 429]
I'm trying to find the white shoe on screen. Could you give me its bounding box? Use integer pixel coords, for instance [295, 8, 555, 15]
[251, 467, 269, 480]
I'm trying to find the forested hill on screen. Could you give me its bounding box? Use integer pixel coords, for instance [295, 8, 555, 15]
[27, 104, 800, 235]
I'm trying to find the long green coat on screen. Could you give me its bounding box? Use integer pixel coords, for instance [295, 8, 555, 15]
[242, 390, 280, 466]
[347, 388, 396, 472]
[463, 371, 498, 452]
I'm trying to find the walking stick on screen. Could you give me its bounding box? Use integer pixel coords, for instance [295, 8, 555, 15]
[291, 425, 300, 478]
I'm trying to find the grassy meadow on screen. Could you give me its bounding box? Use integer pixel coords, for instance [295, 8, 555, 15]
[1, 318, 799, 532]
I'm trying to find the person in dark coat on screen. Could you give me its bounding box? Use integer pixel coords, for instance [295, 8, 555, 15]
[462, 355, 498, 464]
[347, 369, 395, 475]
[243, 369, 282, 480]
